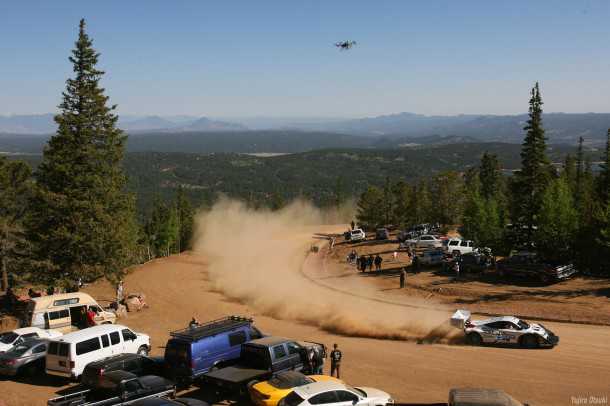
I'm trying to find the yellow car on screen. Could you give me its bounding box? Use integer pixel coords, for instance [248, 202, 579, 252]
[249, 371, 342, 406]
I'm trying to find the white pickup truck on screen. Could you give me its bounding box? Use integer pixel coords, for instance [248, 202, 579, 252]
[445, 238, 475, 255]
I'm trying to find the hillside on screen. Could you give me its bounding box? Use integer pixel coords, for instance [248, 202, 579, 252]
[8, 142, 597, 214]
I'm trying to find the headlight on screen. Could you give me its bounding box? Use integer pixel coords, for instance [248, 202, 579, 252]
[387, 399, 394, 404]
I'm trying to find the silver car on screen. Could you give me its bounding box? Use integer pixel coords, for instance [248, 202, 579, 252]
[451, 310, 559, 349]
[405, 234, 442, 249]
[0, 338, 49, 377]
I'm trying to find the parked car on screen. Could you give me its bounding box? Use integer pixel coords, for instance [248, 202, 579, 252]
[375, 228, 390, 240]
[443, 252, 494, 274]
[346, 229, 366, 242]
[82, 353, 164, 388]
[46, 324, 151, 380]
[419, 250, 445, 266]
[0, 327, 62, 353]
[133, 398, 209, 406]
[451, 309, 559, 348]
[202, 337, 326, 393]
[445, 239, 475, 256]
[495, 251, 578, 284]
[47, 371, 175, 406]
[448, 388, 528, 406]
[0, 338, 49, 377]
[405, 234, 443, 249]
[277, 380, 393, 406]
[164, 315, 263, 385]
[249, 371, 341, 406]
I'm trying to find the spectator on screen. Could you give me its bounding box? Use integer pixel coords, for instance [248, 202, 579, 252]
[330, 344, 342, 378]
[116, 280, 124, 304]
[374, 254, 383, 271]
[189, 316, 200, 329]
[350, 221, 355, 230]
[367, 255, 374, 272]
[400, 268, 407, 288]
[86, 307, 97, 327]
[393, 251, 398, 261]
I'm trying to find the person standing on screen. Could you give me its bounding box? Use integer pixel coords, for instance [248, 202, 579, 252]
[116, 280, 124, 304]
[454, 259, 460, 280]
[350, 221, 355, 230]
[412, 253, 420, 273]
[374, 254, 382, 272]
[330, 343, 342, 378]
[400, 268, 406, 288]
[86, 307, 97, 327]
[367, 255, 374, 272]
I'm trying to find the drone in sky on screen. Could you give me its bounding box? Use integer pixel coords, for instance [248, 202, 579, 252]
[334, 40, 357, 51]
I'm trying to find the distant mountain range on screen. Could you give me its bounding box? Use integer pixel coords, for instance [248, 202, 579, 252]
[0, 114, 246, 134]
[1, 112, 608, 145]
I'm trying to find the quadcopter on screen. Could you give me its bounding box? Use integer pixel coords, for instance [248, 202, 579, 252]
[334, 40, 357, 50]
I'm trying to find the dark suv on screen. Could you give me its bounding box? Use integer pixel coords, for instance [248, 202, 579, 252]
[81, 353, 164, 388]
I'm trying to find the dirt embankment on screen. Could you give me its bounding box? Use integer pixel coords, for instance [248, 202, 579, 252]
[326, 236, 610, 325]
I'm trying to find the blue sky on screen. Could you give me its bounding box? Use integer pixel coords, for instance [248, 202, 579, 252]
[0, 0, 609, 117]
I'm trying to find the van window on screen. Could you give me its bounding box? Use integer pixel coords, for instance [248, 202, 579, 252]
[228, 331, 247, 347]
[101, 335, 110, 348]
[53, 298, 80, 306]
[273, 344, 287, 359]
[59, 343, 69, 356]
[49, 309, 69, 320]
[76, 337, 101, 355]
[110, 332, 120, 345]
[122, 329, 136, 342]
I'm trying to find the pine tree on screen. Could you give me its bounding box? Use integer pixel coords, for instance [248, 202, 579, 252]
[175, 187, 194, 252]
[0, 158, 35, 289]
[27, 19, 137, 283]
[430, 171, 464, 226]
[391, 181, 411, 228]
[575, 136, 585, 209]
[563, 153, 577, 192]
[535, 177, 578, 263]
[515, 82, 552, 238]
[479, 152, 502, 200]
[411, 180, 432, 225]
[382, 177, 394, 225]
[356, 186, 384, 229]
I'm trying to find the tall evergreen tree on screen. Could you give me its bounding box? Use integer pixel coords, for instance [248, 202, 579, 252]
[515, 82, 552, 236]
[175, 187, 194, 252]
[27, 19, 137, 283]
[382, 177, 394, 225]
[479, 152, 501, 200]
[0, 158, 36, 290]
[356, 186, 384, 229]
[535, 177, 578, 262]
[575, 136, 585, 209]
[391, 181, 411, 228]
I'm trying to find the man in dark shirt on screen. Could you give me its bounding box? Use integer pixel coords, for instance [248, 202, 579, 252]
[330, 343, 342, 378]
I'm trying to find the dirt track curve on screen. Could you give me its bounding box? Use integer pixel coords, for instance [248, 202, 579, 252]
[1, 232, 609, 405]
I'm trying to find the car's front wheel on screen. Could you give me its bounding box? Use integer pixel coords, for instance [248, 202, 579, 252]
[137, 345, 149, 356]
[466, 332, 483, 346]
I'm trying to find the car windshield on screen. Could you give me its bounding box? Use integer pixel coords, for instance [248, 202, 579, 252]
[347, 386, 366, 397]
[6, 344, 30, 357]
[282, 391, 305, 406]
[0, 332, 18, 344]
[517, 320, 529, 329]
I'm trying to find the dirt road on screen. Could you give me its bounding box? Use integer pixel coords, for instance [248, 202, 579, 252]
[1, 218, 609, 405]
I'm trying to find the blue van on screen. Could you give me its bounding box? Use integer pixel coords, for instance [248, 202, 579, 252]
[163, 316, 263, 384]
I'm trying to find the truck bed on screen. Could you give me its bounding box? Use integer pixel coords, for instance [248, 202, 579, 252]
[203, 365, 269, 389]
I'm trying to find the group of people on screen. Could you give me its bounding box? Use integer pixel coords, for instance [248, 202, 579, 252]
[350, 252, 384, 272]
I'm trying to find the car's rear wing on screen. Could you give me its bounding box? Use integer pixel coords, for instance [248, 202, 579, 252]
[450, 309, 471, 329]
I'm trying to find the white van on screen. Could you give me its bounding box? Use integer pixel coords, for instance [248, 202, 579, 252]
[24, 292, 116, 333]
[45, 324, 150, 380]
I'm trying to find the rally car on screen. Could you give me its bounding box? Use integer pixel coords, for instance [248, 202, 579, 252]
[451, 309, 559, 348]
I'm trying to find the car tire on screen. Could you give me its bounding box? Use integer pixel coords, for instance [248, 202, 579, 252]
[453, 250, 460, 256]
[520, 335, 539, 349]
[137, 345, 149, 356]
[466, 333, 483, 346]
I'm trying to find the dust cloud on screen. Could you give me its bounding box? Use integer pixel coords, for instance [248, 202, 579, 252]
[192, 198, 457, 343]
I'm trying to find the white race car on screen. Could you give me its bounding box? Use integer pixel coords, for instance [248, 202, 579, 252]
[451, 309, 559, 348]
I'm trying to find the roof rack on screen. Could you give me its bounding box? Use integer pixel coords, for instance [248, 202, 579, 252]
[169, 315, 254, 342]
